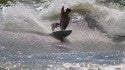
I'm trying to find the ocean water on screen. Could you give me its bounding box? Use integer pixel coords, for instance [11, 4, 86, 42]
[0, 0, 125, 70]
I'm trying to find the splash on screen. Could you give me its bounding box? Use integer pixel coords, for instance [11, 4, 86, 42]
[0, 3, 51, 36]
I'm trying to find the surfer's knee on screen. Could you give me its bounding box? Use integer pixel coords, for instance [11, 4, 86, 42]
[51, 23, 60, 31]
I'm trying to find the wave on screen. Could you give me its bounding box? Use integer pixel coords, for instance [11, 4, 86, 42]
[0, 1, 125, 70]
[39, 0, 125, 42]
[0, 0, 125, 53]
[1, 0, 125, 51]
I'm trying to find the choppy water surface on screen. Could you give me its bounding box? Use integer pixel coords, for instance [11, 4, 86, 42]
[0, 0, 125, 70]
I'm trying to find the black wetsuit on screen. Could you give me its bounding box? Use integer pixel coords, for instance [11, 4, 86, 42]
[60, 7, 71, 30]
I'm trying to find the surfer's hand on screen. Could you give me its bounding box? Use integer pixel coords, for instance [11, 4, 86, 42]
[62, 6, 64, 8]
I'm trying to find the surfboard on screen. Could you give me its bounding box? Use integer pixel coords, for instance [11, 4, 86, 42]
[51, 30, 72, 42]
[52, 30, 72, 37]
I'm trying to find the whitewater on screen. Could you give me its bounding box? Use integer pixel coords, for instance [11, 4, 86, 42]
[0, 0, 125, 70]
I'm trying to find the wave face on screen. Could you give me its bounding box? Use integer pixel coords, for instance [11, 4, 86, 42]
[0, 0, 125, 70]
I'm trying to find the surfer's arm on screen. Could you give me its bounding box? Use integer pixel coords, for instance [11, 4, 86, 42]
[61, 6, 64, 14]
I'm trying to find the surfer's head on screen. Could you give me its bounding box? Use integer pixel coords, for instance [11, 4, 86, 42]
[66, 8, 71, 13]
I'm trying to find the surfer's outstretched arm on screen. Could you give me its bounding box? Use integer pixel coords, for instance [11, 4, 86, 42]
[61, 6, 64, 14]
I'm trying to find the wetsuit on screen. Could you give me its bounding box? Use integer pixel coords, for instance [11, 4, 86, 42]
[60, 6, 71, 30]
[51, 6, 71, 31]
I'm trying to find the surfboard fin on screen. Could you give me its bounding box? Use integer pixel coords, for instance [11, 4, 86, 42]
[50, 33, 65, 42]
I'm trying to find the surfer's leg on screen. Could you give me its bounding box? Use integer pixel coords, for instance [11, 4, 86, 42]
[51, 23, 55, 31]
[60, 23, 66, 30]
[60, 23, 64, 31]
[60, 26, 65, 31]
[63, 23, 69, 30]
[51, 23, 60, 31]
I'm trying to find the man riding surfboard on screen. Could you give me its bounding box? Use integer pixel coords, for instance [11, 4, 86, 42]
[51, 6, 71, 31]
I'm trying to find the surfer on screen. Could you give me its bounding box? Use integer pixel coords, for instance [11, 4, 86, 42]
[51, 6, 71, 31]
